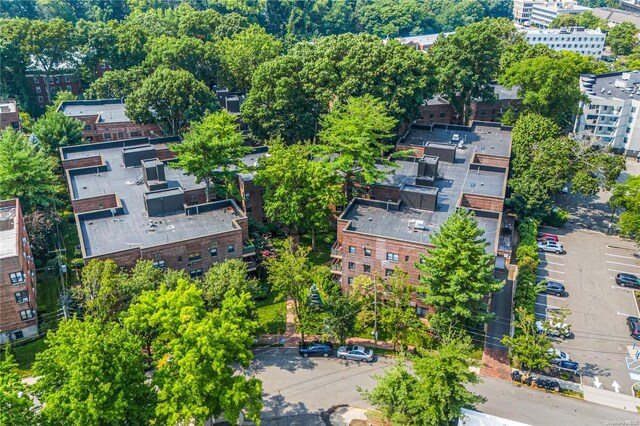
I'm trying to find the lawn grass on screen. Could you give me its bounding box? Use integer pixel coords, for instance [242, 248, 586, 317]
[299, 233, 333, 266]
[255, 289, 287, 335]
[11, 338, 47, 377]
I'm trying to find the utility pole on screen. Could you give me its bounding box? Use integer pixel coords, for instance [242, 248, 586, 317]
[373, 274, 378, 348]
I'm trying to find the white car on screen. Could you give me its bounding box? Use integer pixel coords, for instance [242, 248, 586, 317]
[547, 348, 570, 364]
[537, 241, 564, 254]
[536, 320, 571, 338]
[336, 345, 375, 362]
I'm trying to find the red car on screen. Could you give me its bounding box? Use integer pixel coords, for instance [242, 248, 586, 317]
[537, 233, 559, 242]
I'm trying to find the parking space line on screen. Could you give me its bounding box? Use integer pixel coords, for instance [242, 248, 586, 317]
[605, 253, 640, 261]
[540, 253, 564, 259]
[536, 275, 564, 282]
[611, 285, 633, 291]
[540, 260, 565, 266]
[617, 311, 637, 317]
[605, 260, 640, 269]
[607, 245, 636, 252]
[538, 268, 565, 274]
[608, 268, 640, 275]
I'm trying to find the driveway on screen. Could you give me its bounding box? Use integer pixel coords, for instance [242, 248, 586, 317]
[249, 348, 639, 425]
[534, 227, 640, 396]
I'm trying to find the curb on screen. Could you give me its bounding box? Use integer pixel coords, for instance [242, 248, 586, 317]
[510, 380, 584, 400]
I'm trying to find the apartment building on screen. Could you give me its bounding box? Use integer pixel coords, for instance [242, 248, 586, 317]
[60, 136, 256, 274]
[58, 99, 162, 143]
[396, 32, 453, 51]
[0, 199, 37, 344]
[331, 123, 514, 315]
[531, 1, 591, 27]
[576, 71, 640, 155]
[0, 99, 20, 131]
[522, 26, 606, 58]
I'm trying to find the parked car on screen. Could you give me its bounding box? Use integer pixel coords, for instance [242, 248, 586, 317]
[615, 273, 640, 289]
[558, 360, 579, 372]
[543, 281, 566, 297]
[547, 348, 570, 365]
[336, 345, 375, 362]
[537, 241, 564, 254]
[299, 341, 333, 358]
[627, 316, 640, 341]
[537, 233, 559, 242]
[536, 320, 571, 338]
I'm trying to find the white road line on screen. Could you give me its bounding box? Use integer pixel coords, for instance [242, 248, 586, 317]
[617, 311, 637, 317]
[607, 245, 636, 252]
[536, 275, 565, 283]
[541, 294, 568, 300]
[540, 253, 564, 259]
[540, 260, 565, 266]
[535, 302, 561, 309]
[605, 253, 640, 261]
[537, 268, 565, 274]
[605, 260, 640, 269]
[608, 268, 640, 275]
[611, 285, 633, 291]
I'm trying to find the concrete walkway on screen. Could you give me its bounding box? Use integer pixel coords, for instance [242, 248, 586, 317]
[583, 386, 640, 413]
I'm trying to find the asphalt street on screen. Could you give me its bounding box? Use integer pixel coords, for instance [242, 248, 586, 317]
[249, 348, 640, 425]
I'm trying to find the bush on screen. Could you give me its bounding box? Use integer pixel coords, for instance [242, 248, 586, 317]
[543, 208, 570, 228]
[513, 218, 541, 321]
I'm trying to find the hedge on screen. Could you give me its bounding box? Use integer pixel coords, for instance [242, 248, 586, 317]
[513, 219, 540, 320]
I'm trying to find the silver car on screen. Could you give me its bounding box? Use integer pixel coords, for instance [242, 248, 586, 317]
[336, 345, 375, 362]
[537, 241, 564, 254]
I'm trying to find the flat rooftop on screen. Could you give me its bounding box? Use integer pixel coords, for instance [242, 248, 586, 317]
[581, 71, 640, 100]
[62, 139, 247, 258]
[59, 99, 130, 124]
[341, 201, 499, 254]
[523, 26, 604, 36]
[0, 205, 17, 258]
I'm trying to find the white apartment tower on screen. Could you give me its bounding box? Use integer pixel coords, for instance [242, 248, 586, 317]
[523, 27, 605, 59]
[576, 71, 640, 154]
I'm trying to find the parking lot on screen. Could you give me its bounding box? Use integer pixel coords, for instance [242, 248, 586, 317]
[535, 226, 640, 396]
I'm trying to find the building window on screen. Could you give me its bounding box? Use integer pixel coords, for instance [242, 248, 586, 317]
[15, 291, 29, 303]
[104, 133, 112, 141]
[632, 107, 637, 113]
[363, 264, 371, 273]
[244, 192, 251, 201]
[64, 75, 70, 82]
[480, 109, 486, 115]
[131, 131, 142, 137]
[153, 260, 165, 268]
[386, 252, 399, 262]
[34, 77, 39, 83]
[364, 248, 372, 257]
[189, 268, 203, 278]
[117, 132, 124, 139]
[348, 261, 355, 271]
[177, 256, 183, 262]
[19, 309, 35, 321]
[36, 86, 41, 93]
[347, 277, 353, 285]
[188, 252, 201, 262]
[38, 96, 43, 102]
[67, 85, 72, 91]
[419, 257, 426, 264]
[429, 113, 434, 118]
[416, 306, 428, 317]
[210, 248, 218, 257]
[10, 272, 26, 284]
[85, 137, 93, 141]
[404, 255, 410, 262]
[439, 112, 446, 118]
[227, 244, 235, 253]
[49, 77, 54, 83]
[84, 124, 92, 130]
[385, 269, 394, 277]
[348, 246, 356, 254]
[55, 76, 60, 83]
[14, 330, 24, 339]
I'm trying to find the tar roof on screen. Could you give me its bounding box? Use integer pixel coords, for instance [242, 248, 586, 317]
[62, 139, 247, 257]
[59, 99, 130, 124]
[581, 71, 640, 100]
[0, 204, 17, 258]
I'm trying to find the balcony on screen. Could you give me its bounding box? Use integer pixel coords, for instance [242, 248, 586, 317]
[330, 259, 343, 275]
[243, 244, 256, 257]
[244, 259, 256, 271]
[331, 241, 343, 258]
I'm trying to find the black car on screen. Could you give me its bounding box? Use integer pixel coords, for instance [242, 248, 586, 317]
[616, 273, 640, 289]
[299, 341, 333, 358]
[558, 360, 579, 372]
[543, 281, 566, 297]
[627, 316, 640, 341]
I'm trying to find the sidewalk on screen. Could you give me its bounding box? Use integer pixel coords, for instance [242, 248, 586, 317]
[583, 386, 640, 413]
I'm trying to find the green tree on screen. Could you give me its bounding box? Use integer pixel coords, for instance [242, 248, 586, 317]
[170, 110, 250, 201]
[360, 336, 484, 425]
[0, 347, 35, 425]
[73, 259, 124, 323]
[31, 110, 84, 153]
[501, 307, 552, 373]
[24, 209, 62, 260]
[417, 209, 503, 329]
[322, 289, 362, 346]
[318, 95, 398, 199]
[357, 0, 437, 38]
[607, 22, 637, 56]
[124, 280, 262, 425]
[177, 6, 250, 42]
[429, 18, 509, 122]
[218, 24, 282, 92]
[33, 318, 155, 426]
[85, 67, 146, 99]
[0, 129, 60, 211]
[255, 142, 345, 250]
[200, 259, 262, 310]
[126, 67, 215, 135]
[610, 175, 640, 244]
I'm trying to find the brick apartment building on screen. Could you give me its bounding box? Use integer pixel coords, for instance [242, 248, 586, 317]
[331, 122, 514, 316]
[0, 199, 38, 343]
[236, 147, 268, 225]
[58, 99, 163, 143]
[26, 63, 81, 109]
[0, 99, 21, 131]
[417, 85, 521, 126]
[60, 136, 256, 275]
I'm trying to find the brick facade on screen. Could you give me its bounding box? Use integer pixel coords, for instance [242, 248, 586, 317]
[79, 117, 162, 143]
[238, 178, 266, 224]
[71, 194, 121, 214]
[0, 100, 20, 131]
[26, 73, 81, 109]
[0, 199, 37, 344]
[61, 155, 104, 170]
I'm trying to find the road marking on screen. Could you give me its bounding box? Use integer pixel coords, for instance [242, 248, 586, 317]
[537, 268, 565, 274]
[540, 253, 565, 260]
[606, 260, 640, 269]
[540, 260, 565, 266]
[605, 253, 640, 261]
[608, 268, 640, 275]
[593, 376, 602, 389]
[535, 302, 561, 309]
[539, 294, 567, 300]
[536, 275, 565, 283]
[607, 245, 636, 252]
[617, 311, 637, 317]
[612, 380, 621, 393]
[611, 285, 633, 291]
[540, 225, 560, 230]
